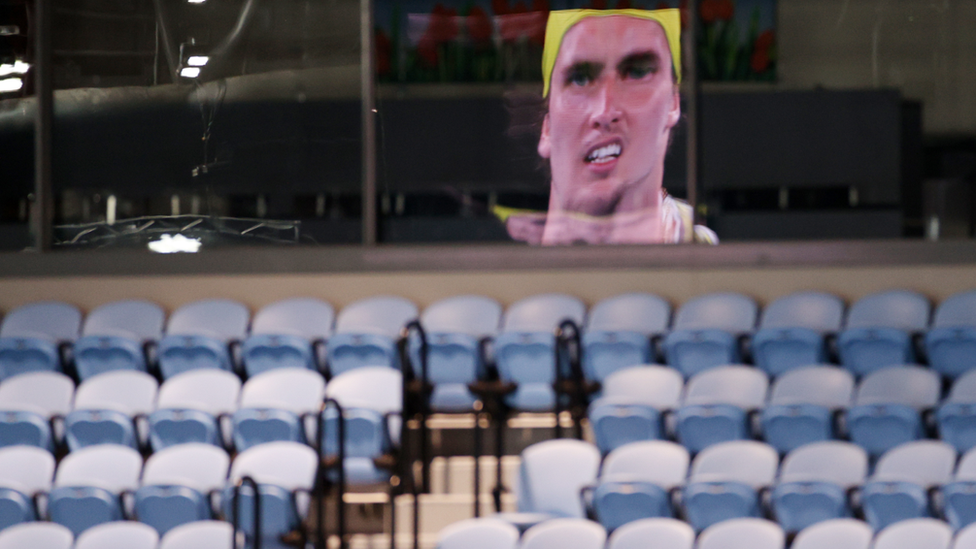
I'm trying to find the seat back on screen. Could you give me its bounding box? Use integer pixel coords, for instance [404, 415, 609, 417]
[0, 445, 56, 495]
[83, 300, 165, 341]
[142, 443, 230, 492]
[948, 370, 976, 404]
[955, 448, 976, 481]
[229, 441, 318, 491]
[933, 291, 976, 328]
[778, 441, 867, 487]
[436, 518, 519, 549]
[0, 522, 73, 549]
[421, 295, 502, 338]
[873, 518, 952, 549]
[325, 366, 402, 414]
[760, 292, 844, 332]
[335, 296, 418, 337]
[873, 441, 956, 486]
[696, 518, 785, 549]
[159, 520, 233, 549]
[0, 301, 81, 342]
[767, 366, 854, 408]
[600, 366, 683, 408]
[689, 441, 779, 488]
[790, 519, 872, 549]
[672, 293, 757, 333]
[73, 370, 158, 415]
[74, 521, 159, 549]
[586, 293, 671, 334]
[600, 440, 689, 488]
[520, 518, 607, 549]
[518, 439, 601, 517]
[845, 290, 930, 331]
[156, 369, 242, 415]
[854, 366, 940, 408]
[251, 297, 334, 340]
[0, 371, 74, 416]
[682, 366, 768, 408]
[239, 367, 326, 415]
[955, 522, 976, 549]
[54, 445, 143, 492]
[166, 299, 249, 341]
[606, 518, 694, 549]
[502, 293, 585, 333]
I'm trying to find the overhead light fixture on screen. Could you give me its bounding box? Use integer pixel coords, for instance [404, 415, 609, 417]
[0, 60, 30, 77]
[180, 67, 201, 78]
[148, 234, 202, 253]
[0, 25, 20, 36]
[186, 56, 209, 67]
[187, 0, 207, 4]
[0, 78, 24, 93]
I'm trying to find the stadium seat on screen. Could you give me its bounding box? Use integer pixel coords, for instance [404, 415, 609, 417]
[873, 518, 953, 549]
[156, 299, 250, 380]
[837, 290, 930, 377]
[0, 522, 73, 549]
[436, 517, 519, 549]
[149, 368, 241, 450]
[939, 446, 976, 531]
[938, 369, 976, 452]
[321, 366, 402, 485]
[325, 296, 418, 376]
[134, 443, 230, 535]
[586, 440, 689, 531]
[860, 440, 956, 531]
[520, 518, 607, 549]
[791, 519, 873, 549]
[159, 520, 234, 549]
[64, 370, 157, 451]
[233, 367, 326, 451]
[760, 366, 855, 454]
[48, 444, 143, 535]
[605, 517, 695, 549]
[955, 522, 976, 549]
[675, 365, 768, 453]
[845, 365, 940, 457]
[770, 441, 868, 532]
[582, 293, 671, 383]
[681, 440, 779, 532]
[72, 300, 165, 381]
[0, 445, 55, 531]
[220, 441, 318, 549]
[409, 295, 502, 411]
[696, 518, 785, 549]
[493, 293, 586, 411]
[0, 371, 74, 451]
[751, 291, 844, 377]
[242, 297, 334, 378]
[588, 365, 683, 454]
[0, 301, 81, 381]
[662, 292, 757, 379]
[74, 521, 159, 549]
[926, 290, 976, 379]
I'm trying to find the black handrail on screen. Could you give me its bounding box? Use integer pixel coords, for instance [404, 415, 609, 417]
[554, 319, 586, 440]
[317, 397, 346, 549]
[232, 475, 261, 549]
[398, 319, 427, 549]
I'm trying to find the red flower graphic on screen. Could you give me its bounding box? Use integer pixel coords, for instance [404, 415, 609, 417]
[467, 6, 493, 44]
[375, 28, 392, 75]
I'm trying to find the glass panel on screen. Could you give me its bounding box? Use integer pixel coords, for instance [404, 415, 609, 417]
[0, 0, 32, 250]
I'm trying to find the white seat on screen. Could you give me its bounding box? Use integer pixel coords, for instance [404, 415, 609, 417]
[792, 519, 872, 549]
[156, 369, 242, 416]
[73, 370, 158, 415]
[159, 520, 233, 549]
[54, 445, 143, 493]
[874, 518, 953, 549]
[229, 441, 318, 492]
[0, 522, 73, 549]
[689, 440, 779, 488]
[141, 443, 230, 493]
[607, 518, 694, 549]
[74, 521, 159, 549]
[0, 371, 74, 416]
[0, 445, 56, 496]
[239, 367, 326, 415]
[697, 518, 785, 549]
[520, 518, 606, 549]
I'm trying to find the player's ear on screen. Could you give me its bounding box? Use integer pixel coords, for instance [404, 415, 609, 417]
[666, 87, 681, 128]
[537, 113, 552, 159]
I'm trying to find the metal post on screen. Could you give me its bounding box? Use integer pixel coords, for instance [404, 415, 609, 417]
[32, 0, 54, 252]
[683, 0, 702, 221]
[361, 0, 378, 245]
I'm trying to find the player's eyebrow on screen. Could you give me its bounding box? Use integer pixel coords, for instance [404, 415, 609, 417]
[616, 51, 660, 73]
[562, 61, 604, 84]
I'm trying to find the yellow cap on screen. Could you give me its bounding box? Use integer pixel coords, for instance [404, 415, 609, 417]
[541, 8, 682, 97]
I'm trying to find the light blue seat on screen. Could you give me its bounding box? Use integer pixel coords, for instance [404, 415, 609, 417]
[0, 301, 81, 381]
[696, 518, 785, 549]
[74, 521, 159, 549]
[663, 293, 757, 379]
[520, 518, 607, 549]
[873, 518, 953, 549]
[0, 371, 74, 451]
[73, 300, 165, 381]
[588, 365, 683, 454]
[681, 440, 779, 532]
[791, 519, 873, 549]
[837, 290, 930, 377]
[436, 518, 519, 549]
[220, 441, 318, 549]
[321, 366, 402, 485]
[149, 369, 241, 451]
[845, 365, 940, 457]
[937, 370, 976, 452]
[0, 445, 55, 532]
[752, 292, 844, 377]
[48, 444, 143, 536]
[325, 296, 418, 377]
[587, 440, 689, 532]
[770, 441, 868, 533]
[242, 298, 334, 378]
[675, 365, 768, 453]
[64, 370, 157, 451]
[760, 366, 855, 454]
[134, 443, 230, 535]
[156, 299, 249, 380]
[582, 293, 671, 384]
[159, 520, 233, 549]
[927, 291, 976, 380]
[0, 522, 73, 549]
[860, 441, 956, 532]
[410, 295, 502, 412]
[939, 447, 976, 531]
[606, 518, 694, 549]
[955, 522, 976, 549]
[494, 293, 586, 411]
[232, 367, 326, 451]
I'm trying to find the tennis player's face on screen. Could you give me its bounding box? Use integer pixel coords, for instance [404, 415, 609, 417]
[539, 16, 680, 215]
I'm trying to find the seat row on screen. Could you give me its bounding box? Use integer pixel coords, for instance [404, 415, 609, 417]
[590, 363, 976, 456]
[0, 520, 234, 549]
